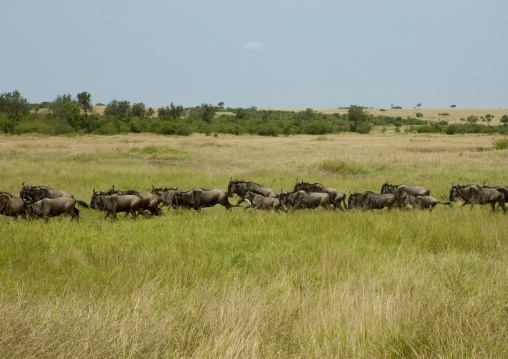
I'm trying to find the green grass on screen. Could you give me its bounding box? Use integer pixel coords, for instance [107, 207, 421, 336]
[0, 133, 507, 358]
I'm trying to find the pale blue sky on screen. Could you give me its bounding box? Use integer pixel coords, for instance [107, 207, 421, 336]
[1, 0, 506, 109]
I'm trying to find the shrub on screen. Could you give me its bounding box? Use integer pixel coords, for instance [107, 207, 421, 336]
[493, 138, 508, 150]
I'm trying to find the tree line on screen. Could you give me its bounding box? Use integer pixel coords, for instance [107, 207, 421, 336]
[1, 90, 507, 136]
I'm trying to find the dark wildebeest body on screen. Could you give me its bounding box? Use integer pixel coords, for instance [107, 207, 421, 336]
[348, 191, 397, 211]
[449, 185, 506, 212]
[174, 188, 232, 211]
[90, 190, 141, 219]
[151, 186, 182, 210]
[294, 181, 347, 210]
[381, 182, 430, 207]
[280, 190, 335, 212]
[20, 183, 89, 208]
[228, 179, 277, 207]
[26, 197, 79, 223]
[108, 186, 161, 216]
[482, 184, 508, 200]
[0, 192, 26, 219]
[403, 194, 452, 212]
[244, 191, 285, 212]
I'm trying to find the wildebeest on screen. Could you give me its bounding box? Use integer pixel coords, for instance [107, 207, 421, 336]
[228, 179, 277, 206]
[348, 191, 397, 211]
[449, 184, 506, 212]
[244, 191, 285, 212]
[381, 181, 430, 207]
[174, 188, 232, 211]
[90, 189, 141, 219]
[482, 183, 508, 200]
[20, 183, 89, 208]
[279, 190, 336, 212]
[403, 193, 452, 212]
[107, 185, 161, 216]
[151, 186, 183, 210]
[0, 192, 27, 219]
[25, 197, 79, 223]
[294, 180, 347, 210]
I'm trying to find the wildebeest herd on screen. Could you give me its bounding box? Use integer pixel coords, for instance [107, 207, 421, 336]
[1, 180, 506, 223]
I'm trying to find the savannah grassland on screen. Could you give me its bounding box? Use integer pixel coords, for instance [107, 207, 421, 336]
[0, 132, 507, 358]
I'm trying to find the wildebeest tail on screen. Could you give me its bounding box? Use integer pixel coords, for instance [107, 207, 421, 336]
[76, 199, 89, 208]
[74, 207, 80, 218]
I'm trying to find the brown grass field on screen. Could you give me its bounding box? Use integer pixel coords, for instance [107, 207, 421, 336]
[0, 132, 507, 358]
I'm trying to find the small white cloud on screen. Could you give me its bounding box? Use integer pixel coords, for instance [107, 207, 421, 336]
[244, 42, 265, 50]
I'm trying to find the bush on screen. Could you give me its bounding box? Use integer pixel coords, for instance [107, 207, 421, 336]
[493, 138, 508, 150]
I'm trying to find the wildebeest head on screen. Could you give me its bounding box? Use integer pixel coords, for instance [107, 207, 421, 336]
[381, 182, 396, 194]
[20, 183, 33, 199]
[449, 184, 468, 202]
[228, 179, 245, 197]
[90, 189, 105, 209]
[347, 192, 359, 209]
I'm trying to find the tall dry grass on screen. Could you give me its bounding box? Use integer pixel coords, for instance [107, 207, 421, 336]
[0, 133, 507, 358]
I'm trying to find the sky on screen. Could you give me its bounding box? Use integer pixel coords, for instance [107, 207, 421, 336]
[1, 0, 507, 109]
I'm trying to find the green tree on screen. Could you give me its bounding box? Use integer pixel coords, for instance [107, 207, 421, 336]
[0, 90, 31, 133]
[77, 91, 92, 116]
[104, 99, 130, 120]
[200, 104, 217, 123]
[51, 94, 80, 133]
[416, 103, 422, 108]
[76, 92, 94, 133]
[348, 105, 369, 133]
[131, 103, 146, 117]
[484, 114, 494, 124]
[169, 103, 184, 119]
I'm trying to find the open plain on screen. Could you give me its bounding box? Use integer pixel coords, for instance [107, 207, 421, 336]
[1, 133, 507, 358]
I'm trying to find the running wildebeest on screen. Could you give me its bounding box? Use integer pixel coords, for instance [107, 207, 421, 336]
[449, 184, 506, 212]
[174, 188, 232, 211]
[348, 191, 397, 211]
[279, 190, 336, 212]
[0, 192, 27, 219]
[20, 183, 89, 208]
[381, 181, 430, 207]
[228, 179, 277, 207]
[294, 180, 347, 210]
[482, 183, 508, 200]
[25, 197, 79, 223]
[90, 189, 141, 220]
[403, 193, 452, 212]
[243, 191, 285, 212]
[107, 185, 161, 216]
[151, 186, 182, 210]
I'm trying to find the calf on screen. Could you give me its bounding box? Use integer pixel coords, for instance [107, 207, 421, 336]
[244, 191, 285, 212]
[404, 194, 452, 212]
